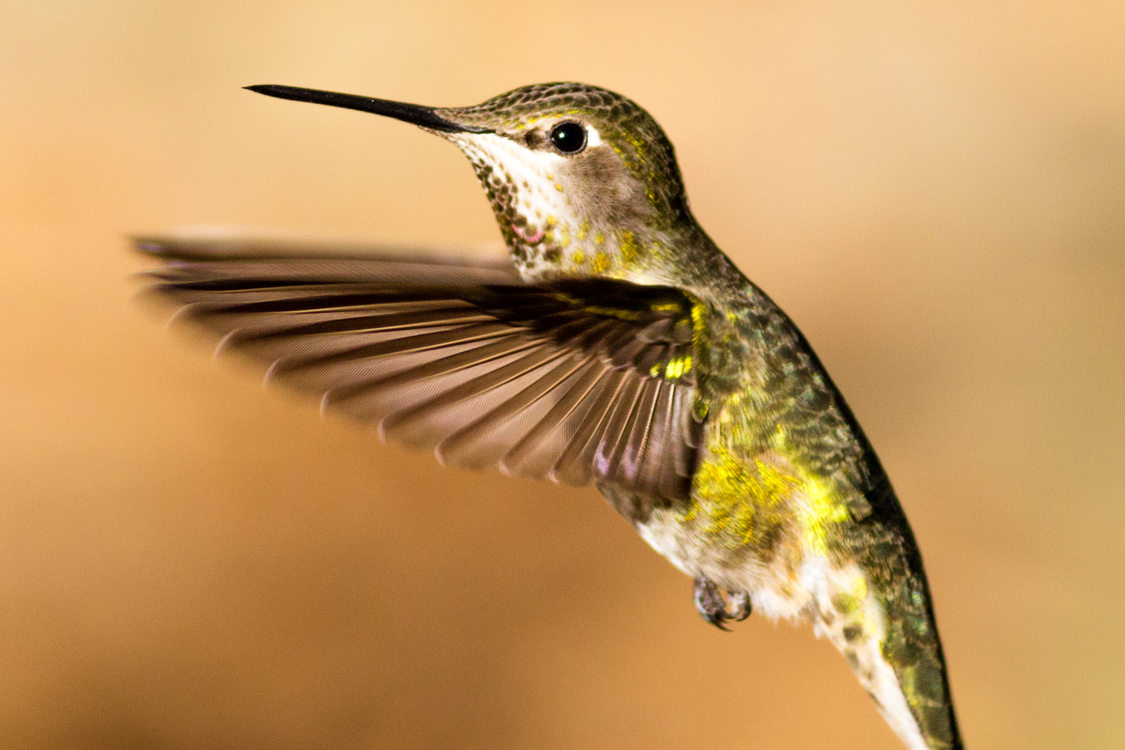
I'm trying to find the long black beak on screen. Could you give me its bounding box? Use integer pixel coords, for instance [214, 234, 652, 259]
[244, 84, 489, 134]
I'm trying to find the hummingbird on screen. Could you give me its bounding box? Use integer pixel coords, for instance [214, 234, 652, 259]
[136, 82, 962, 749]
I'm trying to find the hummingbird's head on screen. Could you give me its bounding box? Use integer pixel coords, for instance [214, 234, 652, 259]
[432, 83, 692, 281]
[247, 83, 700, 284]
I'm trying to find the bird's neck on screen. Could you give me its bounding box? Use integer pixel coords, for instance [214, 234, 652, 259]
[507, 211, 748, 296]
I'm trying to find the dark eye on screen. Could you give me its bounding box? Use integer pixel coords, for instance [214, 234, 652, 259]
[549, 121, 587, 154]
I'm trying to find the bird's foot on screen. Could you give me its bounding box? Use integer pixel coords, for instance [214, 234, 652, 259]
[693, 576, 752, 631]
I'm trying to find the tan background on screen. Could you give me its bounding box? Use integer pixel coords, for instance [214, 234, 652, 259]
[3, 2, 1123, 748]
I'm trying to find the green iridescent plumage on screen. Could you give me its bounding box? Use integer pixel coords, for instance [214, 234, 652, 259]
[138, 82, 962, 749]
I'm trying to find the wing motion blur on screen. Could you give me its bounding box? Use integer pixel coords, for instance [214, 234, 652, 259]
[136, 235, 704, 503]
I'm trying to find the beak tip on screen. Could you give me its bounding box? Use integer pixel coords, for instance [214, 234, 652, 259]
[238, 84, 489, 135]
[244, 84, 283, 97]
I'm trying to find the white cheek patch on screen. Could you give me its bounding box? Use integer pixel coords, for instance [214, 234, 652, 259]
[452, 133, 575, 221]
[457, 132, 563, 172]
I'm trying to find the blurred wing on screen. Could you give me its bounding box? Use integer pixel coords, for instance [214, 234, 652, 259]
[136, 236, 703, 503]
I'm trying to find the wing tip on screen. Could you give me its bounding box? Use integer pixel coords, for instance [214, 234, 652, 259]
[131, 235, 169, 256]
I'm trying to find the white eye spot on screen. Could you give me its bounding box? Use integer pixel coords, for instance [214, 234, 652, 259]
[585, 126, 602, 148]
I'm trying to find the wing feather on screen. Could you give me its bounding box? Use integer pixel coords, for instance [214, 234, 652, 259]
[136, 236, 707, 504]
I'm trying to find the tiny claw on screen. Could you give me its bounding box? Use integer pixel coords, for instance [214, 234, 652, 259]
[693, 576, 732, 631]
[693, 577, 752, 630]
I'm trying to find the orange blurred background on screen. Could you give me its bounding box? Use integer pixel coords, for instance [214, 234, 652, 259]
[2, 2, 1123, 748]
